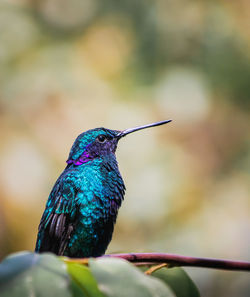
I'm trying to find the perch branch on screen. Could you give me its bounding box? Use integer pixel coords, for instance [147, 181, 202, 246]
[104, 253, 250, 272]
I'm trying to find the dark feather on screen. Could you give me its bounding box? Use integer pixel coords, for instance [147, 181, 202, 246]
[55, 214, 65, 238]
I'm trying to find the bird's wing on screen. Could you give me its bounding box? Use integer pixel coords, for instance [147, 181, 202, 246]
[35, 175, 78, 255]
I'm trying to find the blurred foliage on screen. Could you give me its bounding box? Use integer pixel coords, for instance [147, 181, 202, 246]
[0, 252, 200, 297]
[0, 1, 250, 297]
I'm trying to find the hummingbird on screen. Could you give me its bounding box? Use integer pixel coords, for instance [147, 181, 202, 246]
[35, 120, 172, 258]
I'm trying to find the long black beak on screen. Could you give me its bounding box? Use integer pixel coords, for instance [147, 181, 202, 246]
[117, 119, 172, 139]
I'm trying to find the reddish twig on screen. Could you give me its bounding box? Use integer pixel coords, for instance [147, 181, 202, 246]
[104, 253, 250, 272]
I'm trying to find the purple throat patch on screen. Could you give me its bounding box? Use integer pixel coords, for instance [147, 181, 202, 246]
[67, 151, 92, 165]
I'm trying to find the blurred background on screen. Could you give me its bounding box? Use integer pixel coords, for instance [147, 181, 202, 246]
[0, 0, 249, 296]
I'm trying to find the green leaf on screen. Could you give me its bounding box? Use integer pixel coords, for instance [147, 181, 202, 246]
[66, 262, 105, 297]
[0, 252, 72, 297]
[89, 257, 175, 297]
[152, 267, 200, 297]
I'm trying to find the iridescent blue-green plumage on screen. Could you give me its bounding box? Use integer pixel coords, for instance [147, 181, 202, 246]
[35, 120, 172, 257]
[35, 128, 125, 257]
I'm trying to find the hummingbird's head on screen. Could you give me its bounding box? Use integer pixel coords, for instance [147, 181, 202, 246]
[66, 128, 121, 165]
[66, 120, 172, 166]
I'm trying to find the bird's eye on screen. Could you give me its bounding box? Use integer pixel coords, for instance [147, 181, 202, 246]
[97, 135, 107, 143]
